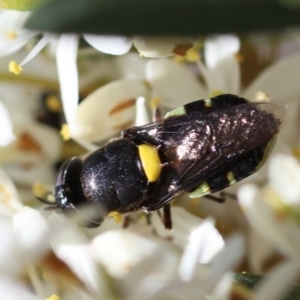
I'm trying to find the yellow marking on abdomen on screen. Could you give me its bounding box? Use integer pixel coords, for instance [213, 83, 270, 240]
[138, 144, 161, 182]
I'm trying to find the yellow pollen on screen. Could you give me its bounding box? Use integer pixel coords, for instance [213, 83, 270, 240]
[255, 91, 270, 102]
[60, 124, 71, 141]
[209, 90, 223, 98]
[149, 97, 161, 110]
[138, 144, 161, 182]
[9, 61, 23, 75]
[108, 211, 123, 223]
[33, 182, 47, 198]
[46, 95, 62, 112]
[292, 147, 300, 159]
[6, 30, 18, 39]
[185, 48, 201, 62]
[45, 295, 60, 300]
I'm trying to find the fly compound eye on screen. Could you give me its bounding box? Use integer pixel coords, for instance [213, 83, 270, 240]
[54, 157, 85, 209]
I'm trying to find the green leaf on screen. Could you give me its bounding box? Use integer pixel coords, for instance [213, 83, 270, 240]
[25, 0, 300, 35]
[234, 273, 300, 300]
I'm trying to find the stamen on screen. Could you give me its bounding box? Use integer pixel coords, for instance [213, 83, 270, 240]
[9, 61, 22, 74]
[6, 30, 17, 39]
[255, 91, 270, 102]
[46, 94, 62, 112]
[21, 34, 54, 66]
[60, 124, 71, 141]
[33, 182, 47, 198]
[108, 211, 123, 223]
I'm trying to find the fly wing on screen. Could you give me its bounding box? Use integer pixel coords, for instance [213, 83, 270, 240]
[145, 102, 284, 209]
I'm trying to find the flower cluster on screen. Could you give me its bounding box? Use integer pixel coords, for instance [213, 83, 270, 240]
[1, 5, 300, 300]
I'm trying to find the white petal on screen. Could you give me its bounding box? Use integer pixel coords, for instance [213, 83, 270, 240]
[243, 52, 300, 101]
[0, 101, 15, 146]
[12, 207, 50, 259]
[114, 53, 147, 79]
[48, 213, 102, 294]
[146, 59, 207, 108]
[134, 36, 194, 58]
[0, 276, 38, 300]
[56, 34, 79, 125]
[72, 79, 149, 142]
[238, 184, 300, 257]
[209, 272, 233, 300]
[151, 207, 205, 249]
[277, 97, 300, 146]
[0, 220, 23, 275]
[268, 154, 300, 207]
[135, 97, 150, 126]
[248, 229, 274, 273]
[0, 167, 22, 216]
[0, 10, 35, 57]
[179, 218, 224, 282]
[252, 260, 300, 300]
[198, 56, 241, 95]
[204, 35, 240, 69]
[0, 32, 37, 57]
[84, 35, 132, 55]
[0, 122, 61, 166]
[91, 230, 158, 278]
[206, 234, 245, 290]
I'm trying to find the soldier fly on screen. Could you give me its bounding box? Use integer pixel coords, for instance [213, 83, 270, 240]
[38, 94, 284, 229]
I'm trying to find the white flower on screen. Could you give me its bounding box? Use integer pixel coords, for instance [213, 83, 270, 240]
[237, 153, 300, 299]
[0, 167, 51, 276]
[238, 153, 300, 258]
[0, 100, 15, 146]
[0, 10, 36, 57]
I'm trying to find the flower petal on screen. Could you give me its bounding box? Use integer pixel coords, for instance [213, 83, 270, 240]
[0, 10, 35, 57]
[198, 56, 241, 95]
[243, 52, 300, 101]
[84, 35, 133, 55]
[134, 36, 194, 58]
[0, 276, 38, 300]
[204, 35, 240, 69]
[48, 213, 103, 294]
[91, 229, 158, 278]
[13, 207, 50, 259]
[0, 220, 23, 275]
[146, 59, 207, 108]
[0, 167, 22, 216]
[206, 234, 245, 289]
[0, 101, 15, 146]
[238, 184, 300, 258]
[72, 79, 149, 142]
[268, 154, 300, 208]
[114, 53, 147, 79]
[178, 217, 224, 282]
[56, 34, 79, 125]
